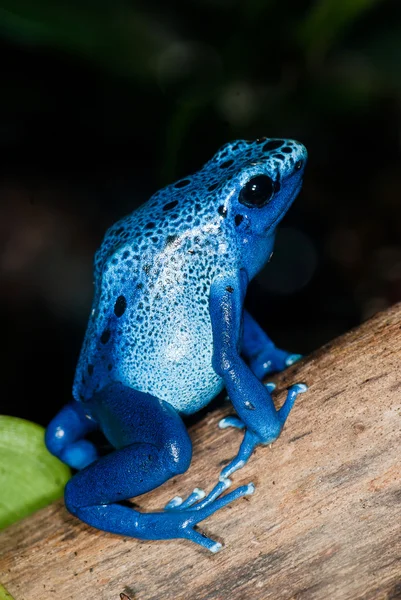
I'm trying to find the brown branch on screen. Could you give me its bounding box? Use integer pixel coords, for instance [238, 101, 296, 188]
[1, 303, 400, 600]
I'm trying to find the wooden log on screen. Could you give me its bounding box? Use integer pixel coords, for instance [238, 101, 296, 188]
[1, 303, 400, 600]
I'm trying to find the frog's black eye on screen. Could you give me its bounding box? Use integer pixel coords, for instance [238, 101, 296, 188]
[239, 175, 275, 208]
[295, 160, 303, 171]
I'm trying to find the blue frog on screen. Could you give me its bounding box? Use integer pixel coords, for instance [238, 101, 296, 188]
[46, 137, 308, 552]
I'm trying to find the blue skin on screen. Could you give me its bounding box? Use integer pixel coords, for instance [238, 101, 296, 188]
[46, 137, 308, 552]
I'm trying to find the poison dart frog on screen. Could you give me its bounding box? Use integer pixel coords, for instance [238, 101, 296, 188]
[46, 137, 308, 552]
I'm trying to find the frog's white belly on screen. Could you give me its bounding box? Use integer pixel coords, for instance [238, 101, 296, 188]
[117, 293, 224, 414]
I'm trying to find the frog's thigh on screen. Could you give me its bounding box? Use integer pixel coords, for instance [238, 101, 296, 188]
[66, 383, 192, 510]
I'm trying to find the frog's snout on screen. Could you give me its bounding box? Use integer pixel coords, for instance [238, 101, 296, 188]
[291, 141, 308, 172]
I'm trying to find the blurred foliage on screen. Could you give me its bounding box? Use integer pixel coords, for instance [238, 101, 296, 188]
[298, 0, 385, 62]
[0, 0, 400, 177]
[0, 416, 70, 528]
[0, 0, 163, 79]
[0, 0, 400, 428]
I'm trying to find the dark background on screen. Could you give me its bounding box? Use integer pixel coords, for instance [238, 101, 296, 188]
[1, 0, 400, 426]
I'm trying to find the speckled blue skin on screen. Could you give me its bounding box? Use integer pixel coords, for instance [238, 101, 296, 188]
[46, 137, 308, 552]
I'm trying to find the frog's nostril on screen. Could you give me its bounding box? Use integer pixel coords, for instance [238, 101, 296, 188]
[291, 140, 308, 159]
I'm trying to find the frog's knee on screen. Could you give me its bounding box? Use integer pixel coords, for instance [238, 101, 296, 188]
[64, 478, 82, 514]
[162, 434, 192, 476]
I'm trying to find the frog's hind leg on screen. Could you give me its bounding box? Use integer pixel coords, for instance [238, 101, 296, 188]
[45, 402, 99, 470]
[242, 310, 302, 378]
[64, 382, 253, 551]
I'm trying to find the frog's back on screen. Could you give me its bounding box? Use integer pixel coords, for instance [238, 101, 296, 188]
[73, 161, 238, 414]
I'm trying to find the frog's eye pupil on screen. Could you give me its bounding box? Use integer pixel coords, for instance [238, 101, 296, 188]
[239, 175, 274, 208]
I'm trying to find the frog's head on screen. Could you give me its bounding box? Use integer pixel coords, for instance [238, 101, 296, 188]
[204, 137, 308, 277]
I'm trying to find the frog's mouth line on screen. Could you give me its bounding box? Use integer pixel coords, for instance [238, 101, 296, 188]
[265, 210, 283, 232]
[263, 178, 304, 234]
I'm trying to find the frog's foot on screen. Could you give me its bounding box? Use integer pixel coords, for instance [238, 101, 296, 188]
[219, 382, 276, 432]
[250, 349, 303, 379]
[285, 353, 303, 366]
[165, 477, 254, 513]
[218, 429, 260, 480]
[218, 415, 245, 431]
[277, 382, 308, 424]
[165, 487, 206, 510]
[218, 382, 308, 481]
[68, 473, 255, 553]
[166, 482, 255, 551]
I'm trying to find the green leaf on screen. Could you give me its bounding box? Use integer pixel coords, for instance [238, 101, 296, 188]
[0, 584, 15, 600]
[0, 416, 70, 529]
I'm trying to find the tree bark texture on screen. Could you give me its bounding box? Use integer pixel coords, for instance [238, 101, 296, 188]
[1, 303, 400, 600]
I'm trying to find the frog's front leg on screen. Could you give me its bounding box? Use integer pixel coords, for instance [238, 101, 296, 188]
[209, 272, 307, 480]
[242, 310, 302, 379]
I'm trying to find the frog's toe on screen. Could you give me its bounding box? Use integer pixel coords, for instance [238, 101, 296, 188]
[218, 415, 245, 430]
[285, 353, 303, 366]
[164, 495, 183, 510]
[190, 481, 254, 514]
[188, 478, 255, 512]
[186, 477, 232, 511]
[165, 475, 254, 516]
[189, 531, 223, 552]
[264, 381, 276, 392]
[165, 487, 206, 511]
